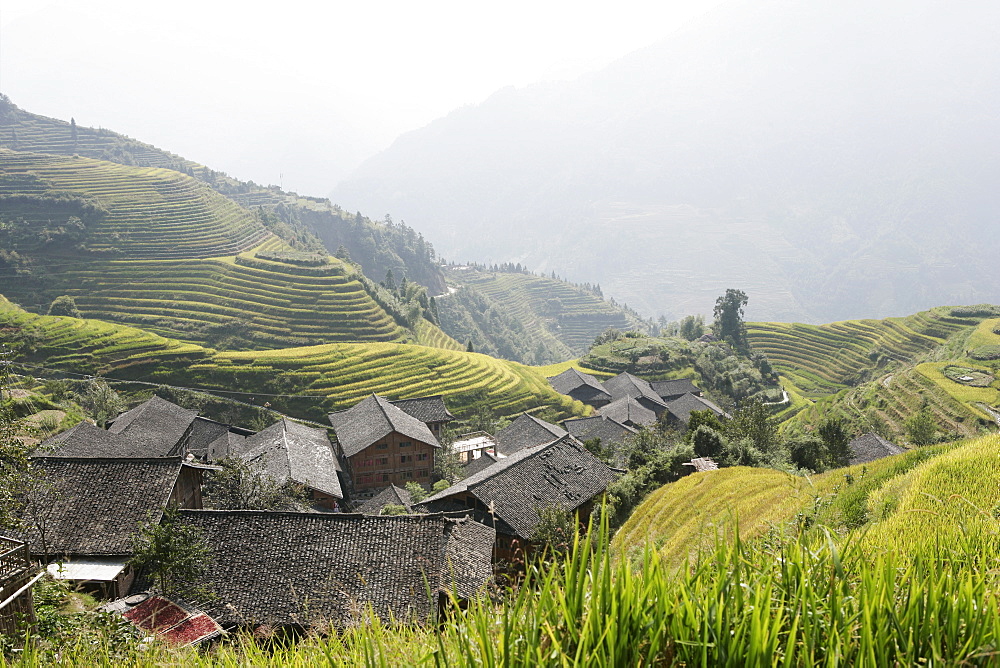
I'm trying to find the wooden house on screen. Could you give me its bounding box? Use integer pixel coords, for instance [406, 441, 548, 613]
[602, 372, 668, 415]
[421, 435, 617, 562]
[128, 510, 496, 631]
[494, 413, 567, 457]
[598, 395, 658, 428]
[232, 418, 343, 510]
[388, 396, 455, 441]
[663, 393, 729, 429]
[562, 415, 638, 450]
[547, 368, 612, 409]
[329, 394, 440, 494]
[848, 432, 906, 466]
[19, 457, 209, 599]
[649, 378, 703, 402]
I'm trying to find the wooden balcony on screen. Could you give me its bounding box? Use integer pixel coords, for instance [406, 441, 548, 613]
[0, 535, 40, 641]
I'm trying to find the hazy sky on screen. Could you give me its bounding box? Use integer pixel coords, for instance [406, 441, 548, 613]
[0, 0, 726, 196]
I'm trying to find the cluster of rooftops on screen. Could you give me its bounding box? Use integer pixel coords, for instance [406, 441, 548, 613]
[4, 368, 904, 643]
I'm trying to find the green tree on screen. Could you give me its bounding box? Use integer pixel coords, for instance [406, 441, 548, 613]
[691, 425, 726, 459]
[787, 433, 828, 472]
[713, 288, 750, 349]
[47, 295, 81, 318]
[70, 117, 78, 145]
[679, 315, 705, 341]
[905, 407, 937, 446]
[404, 481, 428, 503]
[723, 399, 779, 454]
[129, 507, 210, 598]
[74, 379, 126, 428]
[818, 418, 852, 468]
[531, 505, 576, 554]
[203, 456, 307, 510]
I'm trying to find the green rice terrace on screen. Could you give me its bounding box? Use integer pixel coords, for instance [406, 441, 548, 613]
[0, 150, 268, 257]
[447, 266, 644, 357]
[0, 151, 471, 349]
[0, 296, 583, 422]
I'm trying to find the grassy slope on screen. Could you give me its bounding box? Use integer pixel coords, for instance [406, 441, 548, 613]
[0, 296, 584, 422]
[613, 435, 996, 567]
[0, 151, 470, 350]
[447, 267, 644, 357]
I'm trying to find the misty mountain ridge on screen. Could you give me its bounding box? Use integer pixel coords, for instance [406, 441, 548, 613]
[333, 0, 1000, 323]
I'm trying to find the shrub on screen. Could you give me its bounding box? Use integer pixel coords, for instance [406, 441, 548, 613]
[46, 295, 81, 318]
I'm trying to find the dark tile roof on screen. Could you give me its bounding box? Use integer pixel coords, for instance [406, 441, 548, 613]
[849, 432, 906, 466]
[602, 373, 667, 408]
[171, 510, 494, 627]
[423, 436, 617, 540]
[459, 453, 498, 480]
[598, 396, 658, 427]
[20, 457, 184, 557]
[563, 415, 638, 449]
[547, 368, 611, 400]
[649, 378, 701, 400]
[494, 414, 567, 457]
[107, 396, 199, 455]
[665, 393, 729, 426]
[357, 485, 414, 515]
[233, 418, 343, 499]
[39, 396, 198, 458]
[182, 417, 251, 461]
[329, 394, 440, 458]
[388, 396, 456, 424]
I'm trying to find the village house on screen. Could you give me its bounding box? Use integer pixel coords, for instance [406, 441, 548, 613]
[18, 457, 211, 599]
[123, 510, 496, 631]
[848, 432, 906, 465]
[598, 395, 658, 428]
[494, 413, 568, 457]
[662, 392, 729, 429]
[546, 368, 612, 409]
[387, 395, 455, 440]
[602, 372, 668, 415]
[328, 394, 440, 495]
[39, 395, 249, 461]
[231, 418, 343, 510]
[357, 484, 416, 515]
[421, 435, 617, 561]
[562, 415, 638, 450]
[650, 378, 703, 403]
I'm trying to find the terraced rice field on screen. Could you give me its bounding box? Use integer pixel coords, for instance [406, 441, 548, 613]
[0, 150, 267, 257]
[747, 308, 980, 398]
[453, 270, 642, 355]
[191, 341, 585, 418]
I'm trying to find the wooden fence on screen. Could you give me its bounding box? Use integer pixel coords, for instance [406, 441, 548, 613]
[0, 536, 39, 642]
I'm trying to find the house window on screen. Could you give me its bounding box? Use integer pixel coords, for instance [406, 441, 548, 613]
[401, 470, 413, 479]
[363, 458, 374, 467]
[400, 454, 412, 464]
[376, 443, 388, 449]
[416, 453, 429, 461]
[399, 441, 411, 448]
[381, 473, 391, 482]
[360, 474, 373, 484]
[417, 469, 428, 478]
[376, 456, 389, 466]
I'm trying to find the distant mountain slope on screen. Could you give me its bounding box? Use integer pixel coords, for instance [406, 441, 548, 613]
[0, 296, 583, 423]
[0, 96, 446, 294]
[436, 265, 644, 364]
[334, 0, 1000, 323]
[0, 150, 460, 350]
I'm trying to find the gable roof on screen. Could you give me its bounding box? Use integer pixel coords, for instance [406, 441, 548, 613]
[665, 393, 729, 425]
[547, 368, 611, 400]
[388, 396, 455, 424]
[183, 417, 251, 462]
[602, 372, 667, 408]
[357, 485, 414, 515]
[459, 452, 498, 480]
[329, 394, 440, 458]
[423, 436, 617, 539]
[235, 418, 342, 499]
[171, 510, 494, 627]
[494, 413, 567, 457]
[40, 396, 198, 458]
[599, 396, 658, 427]
[649, 378, 701, 399]
[20, 457, 184, 557]
[849, 432, 907, 466]
[563, 415, 638, 448]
